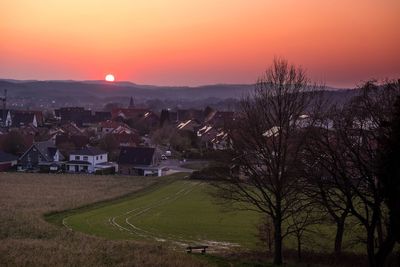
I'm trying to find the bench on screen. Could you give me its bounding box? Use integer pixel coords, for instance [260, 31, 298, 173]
[186, 245, 208, 254]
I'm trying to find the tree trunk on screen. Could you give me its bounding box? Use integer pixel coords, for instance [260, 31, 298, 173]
[376, 216, 384, 247]
[273, 216, 283, 265]
[366, 228, 376, 267]
[334, 218, 345, 254]
[375, 236, 395, 267]
[297, 235, 302, 261]
[375, 215, 397, 267]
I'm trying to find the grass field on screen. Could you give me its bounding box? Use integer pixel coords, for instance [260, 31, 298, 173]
[2, 172, 384, 266]
[0, 172, 208, 267]
[60, 178, 260, 250]
[52, 174, 367, 256]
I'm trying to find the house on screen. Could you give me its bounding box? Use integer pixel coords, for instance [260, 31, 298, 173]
[93, 111, 111, 122]
[10, 111, 38, 127]
[111, 108, 159, 130]
[176, 119, 200, 132]
[111, 108, 151, 121]
[54, 107, 93, 126]
[175, 109, 205, 123]
[113, 132, 141, 147]
[66, 147, 116, 173]
[197, 125, 231, 150]
[18, 140, 64, 171]
[205, 111, 235, 128]
[60, 122, 84, 136]
[0, 151, 18, 171]
[98, 120, 129, 135]
[118, 147, 161, 176]
[0, 109, 11, 127]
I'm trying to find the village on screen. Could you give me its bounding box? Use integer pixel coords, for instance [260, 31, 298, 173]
[0, 95, 233, 176]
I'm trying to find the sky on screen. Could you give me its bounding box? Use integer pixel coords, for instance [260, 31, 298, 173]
[0, 0, 399, 88]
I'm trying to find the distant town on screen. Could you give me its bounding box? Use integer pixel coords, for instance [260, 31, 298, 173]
[0, 92, 233, 176]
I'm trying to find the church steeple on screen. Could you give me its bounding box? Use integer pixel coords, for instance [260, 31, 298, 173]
[129, 96, 135, 108]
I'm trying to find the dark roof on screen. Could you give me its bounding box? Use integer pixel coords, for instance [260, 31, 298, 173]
[70, 147, 106, 156]
[94, 111, 111, 122]
[0, 150, 18, 162]
[118, 147, 155, 166]
[34, 140, 64, 161]
[11, 112, 35, 127]
[55, 107, 93, 126]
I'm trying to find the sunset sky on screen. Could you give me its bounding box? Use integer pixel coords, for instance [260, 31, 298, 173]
[1, 0, 399, 87]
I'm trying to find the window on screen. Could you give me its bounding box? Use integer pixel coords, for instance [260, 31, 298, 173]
[100, 155, 103, 159]
[75, 156, 80, 160]
[96, 156, 98, 160]
[83, 156, 88, 161]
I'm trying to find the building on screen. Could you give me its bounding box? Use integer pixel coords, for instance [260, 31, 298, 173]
[18, 140, 64, 171]
[0, 109, 11, 127]
[10, 111, 39, 127]
[54, 107, 93, 126]
[0, 151, 18, 171]
[66, 147, 116, 173]
[118, 147, 161, 176]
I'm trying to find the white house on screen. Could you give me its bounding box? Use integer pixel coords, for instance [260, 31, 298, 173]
[66, 147, 116, 173]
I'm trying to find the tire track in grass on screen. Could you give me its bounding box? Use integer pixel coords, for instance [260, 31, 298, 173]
[110, 181, 201, 244]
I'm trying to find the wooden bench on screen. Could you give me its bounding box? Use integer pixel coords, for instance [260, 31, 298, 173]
[186, 245, 208, 254]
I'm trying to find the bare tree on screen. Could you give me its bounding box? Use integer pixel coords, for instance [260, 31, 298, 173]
[308, 80, 400, 267]
[304, 113, 353, 255]
[285, 197, 321, 261]
[213, 58, 319, 265]
[376, 83, 400, 265]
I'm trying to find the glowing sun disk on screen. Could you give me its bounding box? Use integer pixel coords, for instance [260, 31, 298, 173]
[105, 74, 115, 82]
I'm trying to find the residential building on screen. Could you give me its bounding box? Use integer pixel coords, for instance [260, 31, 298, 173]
[66, 147, 116, 173]
[18, 140, 64, 171]
[118, 147, 161, 176]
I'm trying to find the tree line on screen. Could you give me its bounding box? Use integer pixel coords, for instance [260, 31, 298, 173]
[213, 58, 400, 266]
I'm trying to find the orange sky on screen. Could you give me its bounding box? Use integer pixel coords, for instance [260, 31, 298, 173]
[0, 0, 399, 87]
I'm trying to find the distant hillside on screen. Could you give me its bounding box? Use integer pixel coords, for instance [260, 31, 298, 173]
[0, 79, 347, 100]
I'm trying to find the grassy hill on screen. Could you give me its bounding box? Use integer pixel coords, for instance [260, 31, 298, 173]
[49, 175, 367, 255]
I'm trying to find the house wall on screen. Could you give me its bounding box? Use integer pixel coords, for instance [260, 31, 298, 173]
[68, 153, 108, 173]
[68, 164, 90, 173]
[69, 153, 107, 165]
[118, 164, 134, 175]
[53, 151, 60, 161]
[118, 164, 161, 176]
[19, 146, 41, 169]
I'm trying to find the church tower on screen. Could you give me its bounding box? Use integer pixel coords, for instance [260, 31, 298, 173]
[128, 96, 135, 108]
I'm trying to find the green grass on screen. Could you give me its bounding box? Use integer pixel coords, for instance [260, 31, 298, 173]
[180, 161, 210, 170]
[46, 174, 367, 255]
[59, 177, 260, 248]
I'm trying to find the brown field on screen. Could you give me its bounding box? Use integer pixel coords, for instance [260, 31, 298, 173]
[0, 172, 208, 267]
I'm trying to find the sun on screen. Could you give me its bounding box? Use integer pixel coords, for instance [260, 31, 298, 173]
[105, 74, 115, 82]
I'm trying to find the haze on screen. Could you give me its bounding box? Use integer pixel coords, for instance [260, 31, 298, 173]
[1, 0, 399, 87]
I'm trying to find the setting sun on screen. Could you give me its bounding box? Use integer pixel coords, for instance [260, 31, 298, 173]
[105, 74, 115, 82]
